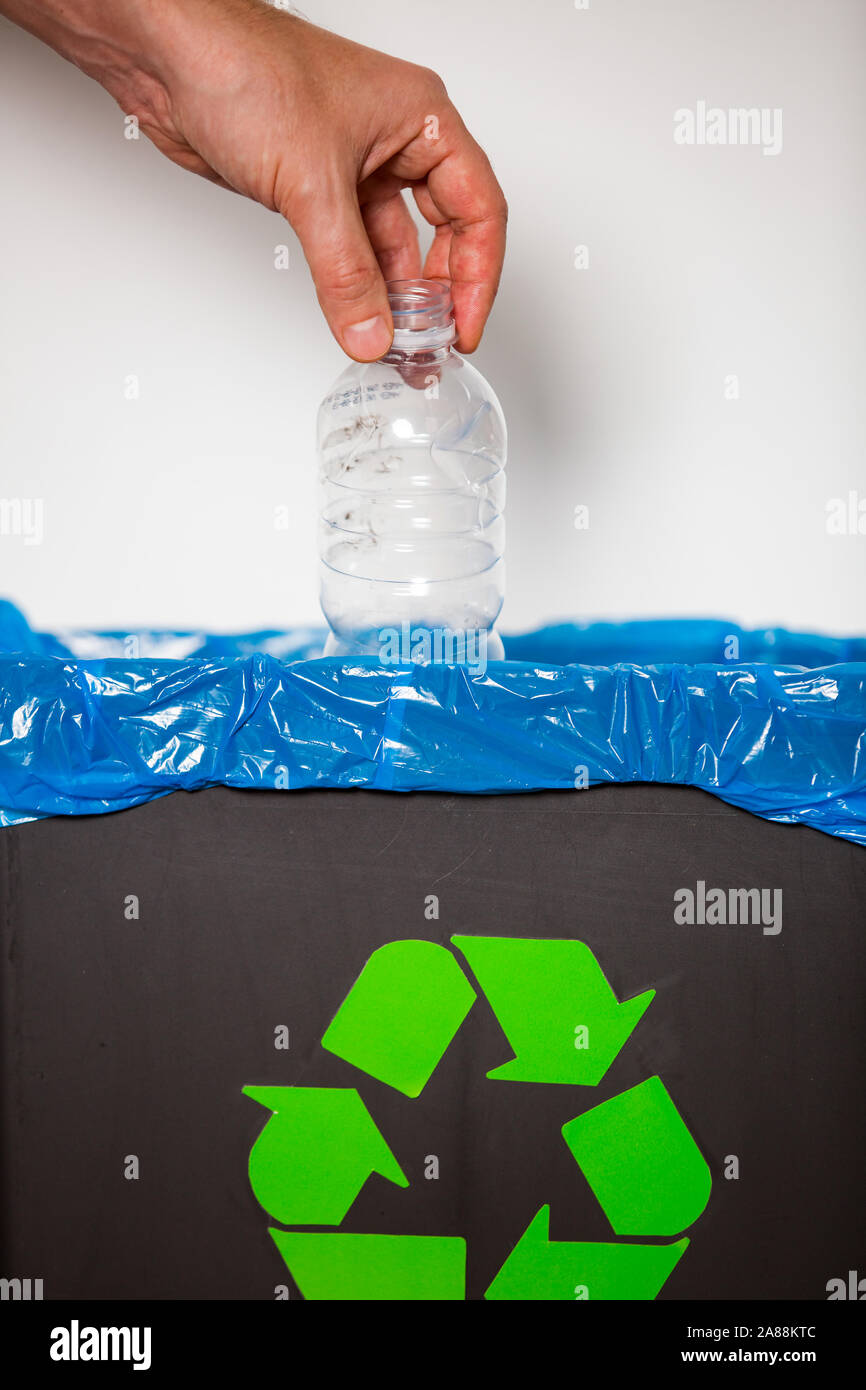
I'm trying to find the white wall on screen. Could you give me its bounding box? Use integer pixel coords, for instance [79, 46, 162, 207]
[1, 0, 864, 636]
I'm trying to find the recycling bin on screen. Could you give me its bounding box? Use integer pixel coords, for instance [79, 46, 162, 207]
[1, 608, 864, 1301]
[1, 780, 864, 1300]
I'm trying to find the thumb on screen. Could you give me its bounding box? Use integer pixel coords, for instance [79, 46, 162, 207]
[290, 182, 394, 362]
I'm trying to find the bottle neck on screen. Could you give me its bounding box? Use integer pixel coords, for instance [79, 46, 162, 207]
[384, 279, 456, 360]
[385, 323, 456, 360]
[383, 340, 454, 367]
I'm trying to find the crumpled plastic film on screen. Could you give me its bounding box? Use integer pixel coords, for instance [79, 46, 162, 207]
[0, 600, 864, 843]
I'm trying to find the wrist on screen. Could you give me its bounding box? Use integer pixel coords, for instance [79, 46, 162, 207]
[115, 0, 312, 141]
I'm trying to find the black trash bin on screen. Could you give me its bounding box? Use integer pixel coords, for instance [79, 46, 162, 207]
[2, 782, 864, 1301]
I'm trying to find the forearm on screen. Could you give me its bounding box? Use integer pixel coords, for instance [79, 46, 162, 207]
[0, 0, 290, 116]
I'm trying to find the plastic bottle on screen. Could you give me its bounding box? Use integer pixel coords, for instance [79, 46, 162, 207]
[317, 279, 506, 665]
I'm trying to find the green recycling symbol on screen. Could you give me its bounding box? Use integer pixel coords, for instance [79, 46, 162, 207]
[243, 937, 711, 1300]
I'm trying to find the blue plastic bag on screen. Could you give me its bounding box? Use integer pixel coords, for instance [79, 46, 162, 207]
[1, 599, 864, 844]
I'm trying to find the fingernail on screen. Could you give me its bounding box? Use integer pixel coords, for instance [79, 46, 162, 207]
[343, 314, 392, 361]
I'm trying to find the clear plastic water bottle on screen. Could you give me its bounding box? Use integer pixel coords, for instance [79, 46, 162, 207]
[317, 279, 506, 665]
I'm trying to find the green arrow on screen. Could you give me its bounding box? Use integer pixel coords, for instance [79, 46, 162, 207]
[451, 936, 654, 1084]
[562, 1076, 712, 1235]
[243, 1086, 407, 1226]
[485, 1207, 688, 1300]
[270, 1229, 466, 1300]
[321, 939, 476, 1098]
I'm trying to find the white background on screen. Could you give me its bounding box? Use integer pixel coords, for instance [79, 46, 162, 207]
[1, 0, 864, 637]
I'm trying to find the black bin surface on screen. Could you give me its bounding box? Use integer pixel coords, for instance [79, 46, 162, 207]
[1, 784, 864, 1300]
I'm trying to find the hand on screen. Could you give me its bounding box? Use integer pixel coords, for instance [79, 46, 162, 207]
[3, 0, 507, 359]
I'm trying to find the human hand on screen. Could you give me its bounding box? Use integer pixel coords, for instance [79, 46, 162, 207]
[3, 0, 507, 359]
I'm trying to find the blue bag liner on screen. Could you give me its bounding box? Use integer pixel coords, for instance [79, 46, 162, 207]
[0, 599, 864, 844]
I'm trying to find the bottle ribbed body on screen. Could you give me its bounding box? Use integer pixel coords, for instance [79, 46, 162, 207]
[317, 280, 506, 661]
